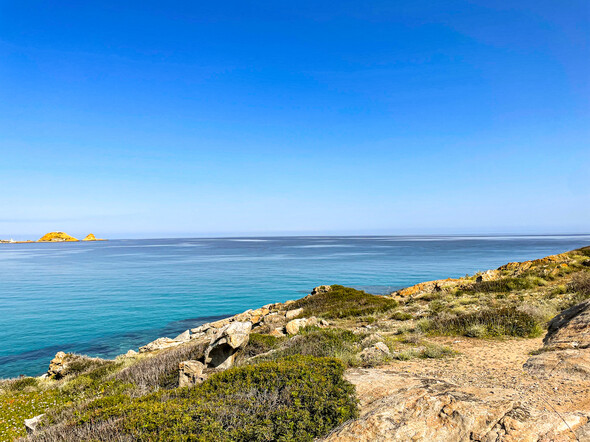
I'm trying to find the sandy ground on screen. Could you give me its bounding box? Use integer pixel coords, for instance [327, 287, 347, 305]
[348, 337, 590, 415]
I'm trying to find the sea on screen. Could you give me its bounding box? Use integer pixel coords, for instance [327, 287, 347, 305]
[1, 235, 589, 378]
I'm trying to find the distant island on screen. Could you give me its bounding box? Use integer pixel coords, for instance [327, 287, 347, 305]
[0, 232, 106, 244]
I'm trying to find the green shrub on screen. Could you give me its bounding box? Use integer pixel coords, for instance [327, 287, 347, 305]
[242, 333, 285, 358]
[473, 276, 545, 293]
[7, 376, 39, 391]
[389, 311, 413, 321]
[257, 328, 364, 367]
[392, 344, 454, 361]
[420, 307, 544, 338]
[291, 285, 398, 319]
[69, 356, 358, 442]
[568, 272, 590, 298]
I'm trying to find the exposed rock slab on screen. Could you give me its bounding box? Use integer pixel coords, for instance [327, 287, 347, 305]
[139, 337, 183, 353]
[325, 368, 588, 442]
[544, 299, 590, 350]
[525, 299, 590, 381]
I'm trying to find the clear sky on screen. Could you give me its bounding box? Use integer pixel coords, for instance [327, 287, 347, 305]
[1, 1, 589, 239]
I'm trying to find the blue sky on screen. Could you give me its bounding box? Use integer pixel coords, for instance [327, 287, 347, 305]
[1, 1, 588, 238]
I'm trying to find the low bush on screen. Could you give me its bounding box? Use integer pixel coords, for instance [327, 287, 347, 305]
[568, 272, 590, 298]
[419, 307, 544, 338]
[389, 311, 413, 321]
[472, 276, 545, 293]
[392, 344, 454, 361]
[291, 285, 398, 319]
[242, 333, 285, 359]
[5, 376, 39, 392]
[256, 328, 364, 367]
[45, 356, 357, 442]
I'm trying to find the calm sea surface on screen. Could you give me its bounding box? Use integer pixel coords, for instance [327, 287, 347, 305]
[1, 235, 589, 378]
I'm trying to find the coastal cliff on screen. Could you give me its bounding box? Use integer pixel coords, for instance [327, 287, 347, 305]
[2, 246, 590, 441]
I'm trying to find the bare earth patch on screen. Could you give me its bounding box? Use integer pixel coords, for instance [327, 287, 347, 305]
[326, 337, 590, 441]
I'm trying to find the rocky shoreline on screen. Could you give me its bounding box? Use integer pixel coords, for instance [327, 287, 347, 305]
[3, 246, 590, 441]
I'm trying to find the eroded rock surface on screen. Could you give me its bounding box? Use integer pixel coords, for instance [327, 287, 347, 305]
[326, 369, 588, 442]
[178, 360, 206, 387]
[139, 337, 184, 353]
[525, 299, 590, 381]
[204, 321, 252, 369]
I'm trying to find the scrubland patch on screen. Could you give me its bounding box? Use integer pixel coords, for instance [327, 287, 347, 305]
[292, 285, 398, 319]
[419, 307, 544, 338]
[34, 356, 357, 442]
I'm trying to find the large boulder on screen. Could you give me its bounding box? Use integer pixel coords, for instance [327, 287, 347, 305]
[285, 307, 304, 320]
[285, 317, 318, 335]
[204, 321, 252, 369]
[525, 299, 590, 380]
[178, 360, 207, 387]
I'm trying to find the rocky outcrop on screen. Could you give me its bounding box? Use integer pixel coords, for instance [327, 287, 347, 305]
[47, 351, 69, 378]
[392, 251, 577, 298]
[359, 342, 390, 363]
[178, 360, 207, 387]
[82, 233, 106, 241]
[311, 285, 332, 295]
[544, 299, 590, 350]
[139, 337, 184, 353]
[37, 232, 79, 242]
[325, 369, 588, 442]
[525, 299, 590, 380]
[204, 321, 252, 369]
[286, 316, 318, 335]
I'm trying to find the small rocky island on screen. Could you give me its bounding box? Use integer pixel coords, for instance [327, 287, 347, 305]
[0, 232, 105, 244]
[2, 246, 590, 441]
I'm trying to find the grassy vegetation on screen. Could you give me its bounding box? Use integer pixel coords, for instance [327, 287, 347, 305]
[392, 344, 455, 361]
[419, 307, 544, 338]
[36, 356, 357, 442]
[251, 327, 364, 367]
[470, 276, 546, 293]
[291, 285, 398, 319]
[0, 385, 67, 441]
[567, 272, 590, 304]
[242, 333, 286, 359]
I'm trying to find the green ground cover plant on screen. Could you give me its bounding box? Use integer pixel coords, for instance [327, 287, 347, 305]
[40, 356, 357, 442]
[419, 307, 544, 338]
[291, 285, 398, 319]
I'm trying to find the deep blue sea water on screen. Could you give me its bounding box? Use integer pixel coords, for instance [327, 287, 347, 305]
[1, 235, 589, 378]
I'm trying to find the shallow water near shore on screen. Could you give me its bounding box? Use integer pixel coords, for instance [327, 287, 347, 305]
[1, 234, 589, 378]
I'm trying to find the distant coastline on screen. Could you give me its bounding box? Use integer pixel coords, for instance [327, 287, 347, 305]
[0, 231, 106, 244]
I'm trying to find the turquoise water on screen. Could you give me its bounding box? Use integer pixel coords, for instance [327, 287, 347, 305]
[1, 235, 589, 378]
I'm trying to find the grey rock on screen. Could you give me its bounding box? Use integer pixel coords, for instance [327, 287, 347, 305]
[204, 321, 252, 369]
